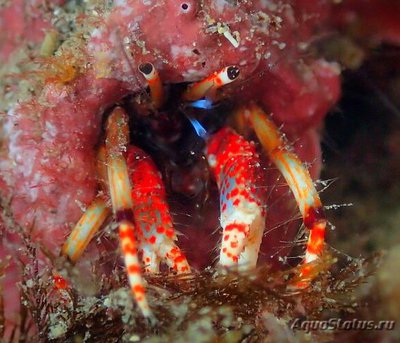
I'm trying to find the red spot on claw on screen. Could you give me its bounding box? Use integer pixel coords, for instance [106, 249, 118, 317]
[174, 256, 186, 263]
[166, 229, 174, 238]
[149, 236, 156, 244]
[231, 189, 239, 197]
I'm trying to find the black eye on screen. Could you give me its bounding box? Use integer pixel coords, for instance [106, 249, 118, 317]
[227, 66, 240, 80]
[181, 3, 189, 12]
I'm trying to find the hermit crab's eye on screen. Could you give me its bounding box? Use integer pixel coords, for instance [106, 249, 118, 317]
[227, 66, 240, 80]
[138, 62, 153, 76]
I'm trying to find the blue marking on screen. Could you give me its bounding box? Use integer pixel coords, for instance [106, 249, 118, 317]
[188, 99, 214, 110]
[187, 117, 210, 140]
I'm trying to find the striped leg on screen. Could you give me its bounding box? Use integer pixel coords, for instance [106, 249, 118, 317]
[182, 66, 240, 101]
[119, 221, 153, 319]
[106, 107, 154, 319]
[205, 128, 266, 270]
[138, 63, 164, 110]
[247, 103, 326, 287]
[61, 197, 110, 263]
[58, 145, 112, 290]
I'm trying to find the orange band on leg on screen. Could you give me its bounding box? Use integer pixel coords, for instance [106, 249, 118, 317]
[138, 63, 164, 109]
[182, 66, 240, 101]
[248, 103, 327, 288]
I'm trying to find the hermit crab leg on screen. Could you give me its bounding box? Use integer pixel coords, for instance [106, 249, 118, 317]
[126, 146, 191, 274]
[138, 63, 164, 109]
[61, 146, 111, 262]
[61, 197, 110, 263]
[205, 127, 266, 270]
[182, 66, 240, 101]
[105, 107, 153, 319]
[96, 144, 109, 194]
[247, 103, 326, 286]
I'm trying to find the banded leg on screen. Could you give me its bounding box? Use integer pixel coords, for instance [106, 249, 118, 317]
[96, 144, 109, 194]
[61, 197, 110, 263]
[205, 127, 266, 270]
[182, 66, 240, 101]
[126, 146, 190, 274]
[247, 103, 326, 287]
[119, 221, 151, 317]
[58, 146, 111, 290]
[106, 107, 154, 319]
[138, 62, 164, 110]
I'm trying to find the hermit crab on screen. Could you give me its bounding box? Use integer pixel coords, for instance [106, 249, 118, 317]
[0, 1, 348, 335]
[60, 63, 327, 321]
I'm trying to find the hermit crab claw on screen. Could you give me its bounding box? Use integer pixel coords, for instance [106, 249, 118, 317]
[61, 106, 191, 320]
[183, 69, 327, 287]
